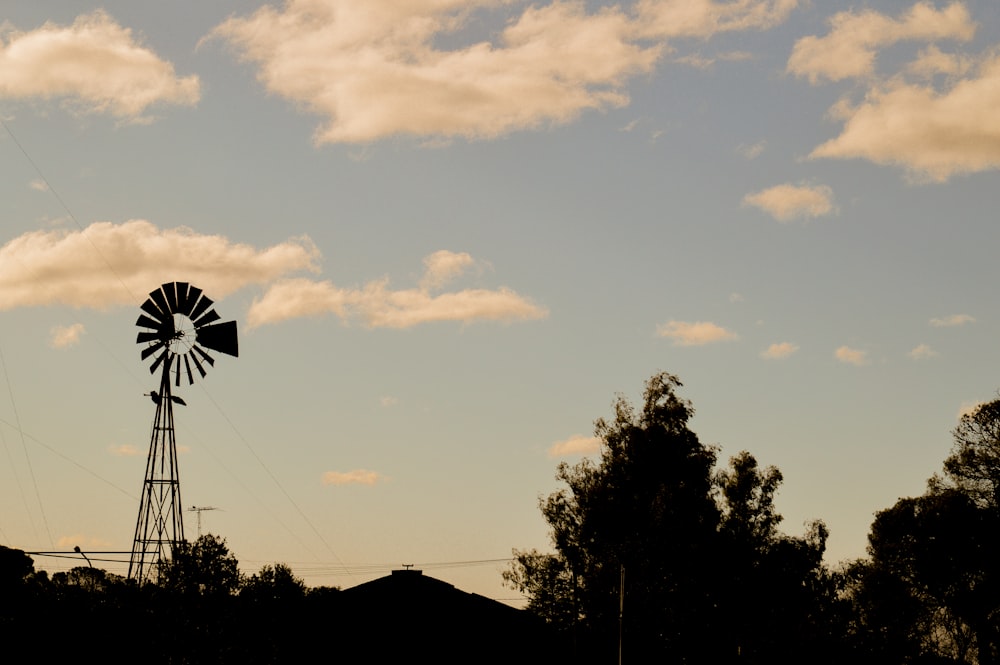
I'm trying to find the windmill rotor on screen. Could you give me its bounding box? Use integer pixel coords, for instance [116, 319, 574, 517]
[135, 282, 239, 386]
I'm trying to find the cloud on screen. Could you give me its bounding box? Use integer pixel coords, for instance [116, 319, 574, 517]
[57, 534, 112, 549]
[49, 323, 85, 349]
[322, 469, 386, 486]
[379, 396, 398, 407]
[420, 250, 476, 291]
[635, 0, 799, 39]
[548, 434, 601, 458]
[834, 345, 868, 366]
[29, 179, 48, 192]
[810, 52, 1000, 182]
[729, 292, 744, 303]
[108, 444, 143, 456]
[760, 342, 798, 359]
[930, 314, 975, 327]
[657, 320, 738, 346]
[737, 140, 766, 159]
[958, 401, 985, 419]
[0, 220, 320, 311]
[247, 251, 547, 329]
[907, 45, 974, 79]
[909, 344, 938, 360]
[742, 183, 836, 222]
[0, 11, 200, 120]
[787, 2, 975, 84]
[213, 0, 661, 144]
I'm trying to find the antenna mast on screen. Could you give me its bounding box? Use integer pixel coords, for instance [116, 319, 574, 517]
[128, 282, 238, 585]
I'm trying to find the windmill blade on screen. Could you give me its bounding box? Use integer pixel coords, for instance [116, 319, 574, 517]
[136, 331, 161, 345]
[183, 356, 194, 385]
[195, 321, 238, 357]
[193, 309, 221, 328]
[149, 350, 168, 375]
[189, 295, 214, 323]
[189, 350, 207, 378]
[149, 287, 171, 317]
[192, 345, 215, 367]
[136, 314, 164, 331]
[185, 285, 203, 316]
[164, 282, 180, 314]
[175, 282, 192, 315]
[140, 299, 168, 324]
[141, 341, 165, 361]
[175, 360, 182, 387]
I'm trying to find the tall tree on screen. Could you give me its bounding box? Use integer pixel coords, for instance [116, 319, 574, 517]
[507, 372, 838, 664]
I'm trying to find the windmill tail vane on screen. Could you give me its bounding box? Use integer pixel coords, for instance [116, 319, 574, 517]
[128, 282, 238, 585]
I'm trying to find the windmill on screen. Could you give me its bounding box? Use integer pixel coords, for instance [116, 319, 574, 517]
[128, 282, 238, 584]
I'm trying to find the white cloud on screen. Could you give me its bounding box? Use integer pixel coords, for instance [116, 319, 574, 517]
[108, 444, 142, 457]
[760, 342, 798, 359]
[49, 323, 85, 349]
[247, 251, 547, 329]
[909, 343, 938, 360]
[811, 52, 1000, 182]
[420, 250, 476, 291]
[322, 469, 386, 486]
[0, 220, 320, 311]
[657, 320, 738, 346]
[787, 2, 975, 84]
[930, 314, 975, 327]
[213, 0, 661, 144]
[0, 11, 200, 120]
[907, 45, 974, 79]
[380, 395, 398, 408]
[729, 292, 744, 303]
[548, 434, 601, 458]
[635, 0, 799, 39]
[742, 183, 836, 222]
[29, 179, 48, 192]
[834, 345, 869, 366]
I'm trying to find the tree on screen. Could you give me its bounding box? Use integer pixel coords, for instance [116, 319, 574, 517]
[506, 372, 839, 664]
[158, 533, 242, 596]
[241, 563, 306, 603]
[850, 400, 1000, 665]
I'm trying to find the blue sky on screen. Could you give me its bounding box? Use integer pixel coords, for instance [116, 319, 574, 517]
[2, 0, 1000, 604]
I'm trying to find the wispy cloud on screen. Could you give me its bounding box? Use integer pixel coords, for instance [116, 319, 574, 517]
[57, 534, 112, 549]
[787, 2, 975, 84]
[0, 221, 319, 311]
[379, 396, 398, 408]
[835, 346, 869, 366]
[657, 320, 738, 346]
[419, 250, 477, 291]
[760, 342, 798, 360]
[247, 251, 547, 329]
[548, 434, 601, 458]
[29, 179, 49, 192]
[108, 444, 142, 457]
[909, 344, 938, 360]
[0, 10, 200, 120]
[212, 0, 798, 144]
[49, 323, 85, 349]
[635, 0, 799, 39]
[322, 469, 386, 486]
[743, 183, 836, 222]
[737, 141, 766, 160]
[930, 314, 975, 327]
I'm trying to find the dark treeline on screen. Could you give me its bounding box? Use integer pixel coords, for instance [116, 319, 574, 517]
[505, 372, 1000, 664]
[3, 371, 999, 663]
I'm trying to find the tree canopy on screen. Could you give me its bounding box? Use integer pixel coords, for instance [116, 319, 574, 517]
[506, 372, 840, 664]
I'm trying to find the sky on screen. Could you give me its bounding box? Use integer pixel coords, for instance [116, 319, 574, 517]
[2, 0, 1000, 606]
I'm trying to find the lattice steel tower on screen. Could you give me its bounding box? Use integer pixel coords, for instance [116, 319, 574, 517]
[128, 282, 238, 584]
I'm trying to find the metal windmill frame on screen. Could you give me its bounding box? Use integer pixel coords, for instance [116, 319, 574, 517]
[128, 282, 238, 585]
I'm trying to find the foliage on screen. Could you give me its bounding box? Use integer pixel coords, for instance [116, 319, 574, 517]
[507, 372, 840, 664]
[157, 533, 242, 596]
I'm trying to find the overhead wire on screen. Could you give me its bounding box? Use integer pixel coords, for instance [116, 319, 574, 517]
[1, 115, 347, 572]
